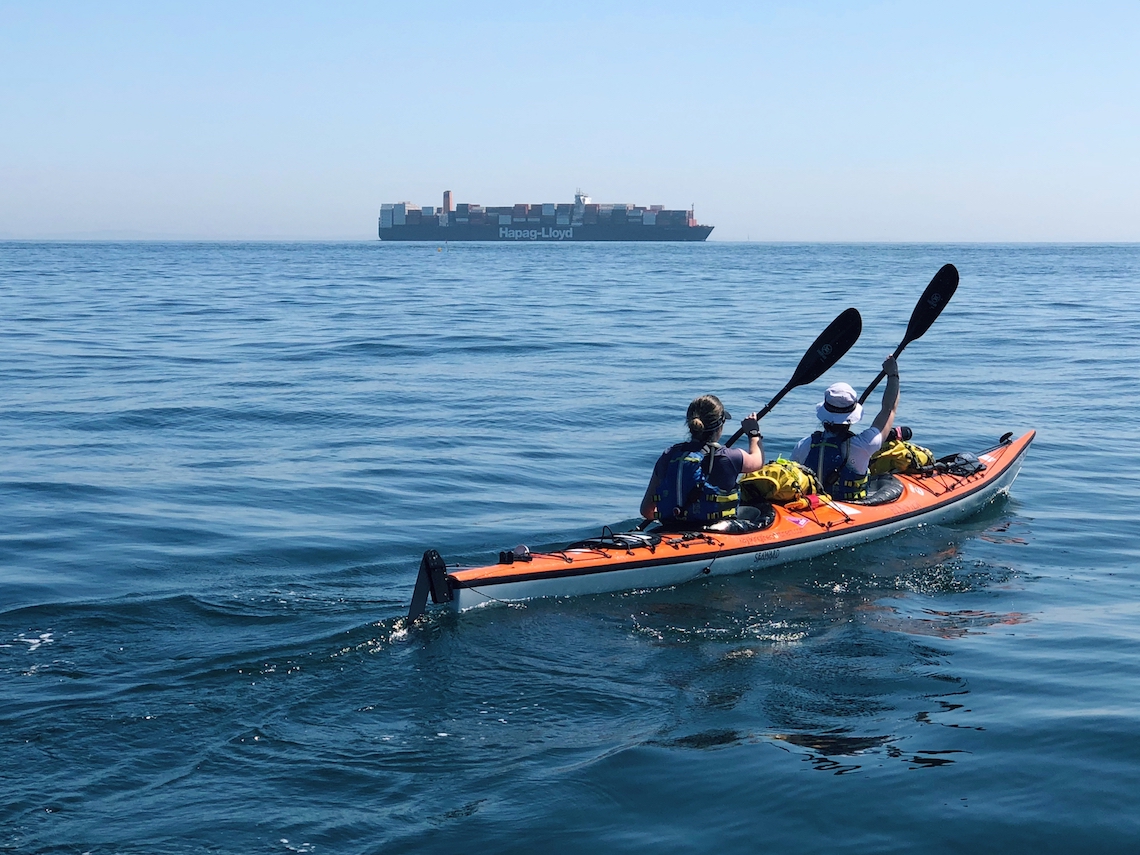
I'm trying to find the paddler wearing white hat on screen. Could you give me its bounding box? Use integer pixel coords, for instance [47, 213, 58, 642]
[790, 355, 900, 502]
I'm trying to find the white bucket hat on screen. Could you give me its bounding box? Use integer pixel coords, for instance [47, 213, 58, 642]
[816, 382, 863, 425]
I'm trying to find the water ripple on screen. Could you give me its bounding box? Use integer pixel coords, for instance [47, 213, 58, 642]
[2, 242, 1139, 853]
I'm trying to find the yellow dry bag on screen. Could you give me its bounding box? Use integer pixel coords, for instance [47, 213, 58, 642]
[868, 438, 935, 476]
[740, 458, 826, 504]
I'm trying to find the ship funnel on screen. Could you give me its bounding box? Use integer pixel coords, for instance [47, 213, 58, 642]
[442, 190, 453, 214]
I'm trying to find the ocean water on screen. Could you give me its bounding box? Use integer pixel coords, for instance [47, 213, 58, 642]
[2, 241, 1138, 854]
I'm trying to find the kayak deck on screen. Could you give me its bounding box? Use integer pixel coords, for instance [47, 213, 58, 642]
[409, 431, 1034, 615]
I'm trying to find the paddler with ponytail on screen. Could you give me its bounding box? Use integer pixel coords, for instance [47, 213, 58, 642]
[640, 395, 766, 524]
[790, 355, 900, 501]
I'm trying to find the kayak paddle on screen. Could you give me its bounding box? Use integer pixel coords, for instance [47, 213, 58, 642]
[725, 307, 863, 447]
[858, 263, 959, 405]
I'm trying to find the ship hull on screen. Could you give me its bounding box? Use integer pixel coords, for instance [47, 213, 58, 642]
[378, 222, 713, 242]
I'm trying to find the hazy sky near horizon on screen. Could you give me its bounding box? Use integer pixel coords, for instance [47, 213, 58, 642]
[2, 2, 1137, 241]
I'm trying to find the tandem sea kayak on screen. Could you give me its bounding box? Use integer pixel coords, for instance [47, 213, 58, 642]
[408, 430, 1034, 618]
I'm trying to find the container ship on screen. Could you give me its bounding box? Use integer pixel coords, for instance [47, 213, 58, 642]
[378, 191, 713, 241]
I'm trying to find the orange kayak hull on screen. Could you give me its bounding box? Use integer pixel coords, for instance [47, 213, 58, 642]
[410, 431, 1034, 615]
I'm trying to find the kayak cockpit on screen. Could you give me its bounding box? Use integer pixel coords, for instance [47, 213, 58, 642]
[654, 502, 778, 536]
[850, 474, 905, 506]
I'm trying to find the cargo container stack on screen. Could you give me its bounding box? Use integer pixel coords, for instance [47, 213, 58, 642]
[378, 190, 712, 241]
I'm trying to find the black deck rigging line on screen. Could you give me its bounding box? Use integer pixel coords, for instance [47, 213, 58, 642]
[787, 505, 827, 529]
[528, 550, 574, 563]
[564, 525, 664, 554]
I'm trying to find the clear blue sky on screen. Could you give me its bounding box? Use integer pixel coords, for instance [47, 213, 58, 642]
[2, 1, 1137, 240]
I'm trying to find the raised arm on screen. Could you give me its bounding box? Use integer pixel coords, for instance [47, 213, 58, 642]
[869, 355, 900, 443]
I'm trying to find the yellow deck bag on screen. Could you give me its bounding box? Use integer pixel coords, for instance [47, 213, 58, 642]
[868, 438, 935, 476]
[740, 458, 826, 504]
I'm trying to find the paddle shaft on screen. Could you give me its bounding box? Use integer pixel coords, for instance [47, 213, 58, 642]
[725, 307, 862, 447]
[858, 345, 906, 406]
[722, 384, 794, 448]
[858, 264, 959, 405]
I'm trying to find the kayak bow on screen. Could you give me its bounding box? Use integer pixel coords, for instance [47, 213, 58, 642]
[408, 431, 1034, 618]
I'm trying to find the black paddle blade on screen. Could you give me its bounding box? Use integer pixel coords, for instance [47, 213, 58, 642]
[754, 307, 862, 419]
[901, 263, 958, 349]
[789, 306, 863, 389]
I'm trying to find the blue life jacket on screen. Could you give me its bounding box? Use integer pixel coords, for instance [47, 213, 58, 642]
[806, 429, 868, 501]
[653, 441, 739, 523]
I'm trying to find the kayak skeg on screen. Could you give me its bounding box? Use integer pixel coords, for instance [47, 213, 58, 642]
[407, 431, 1034, 618]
